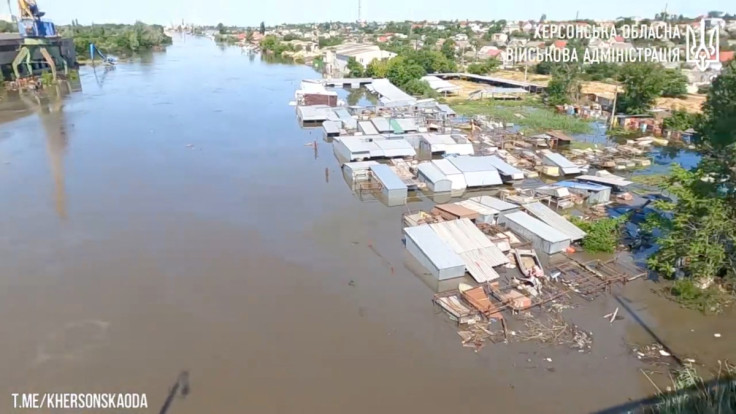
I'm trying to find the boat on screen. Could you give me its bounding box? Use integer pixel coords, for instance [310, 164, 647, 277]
[458, 283, 502, 320]
[513, 249, 544, 278]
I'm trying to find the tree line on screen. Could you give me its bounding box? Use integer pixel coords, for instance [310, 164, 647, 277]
[60, 22, 172, 57]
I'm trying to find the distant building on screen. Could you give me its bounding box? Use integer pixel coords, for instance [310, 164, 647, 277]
[491, 33, 508, 43]
[331, 44, 396, 73]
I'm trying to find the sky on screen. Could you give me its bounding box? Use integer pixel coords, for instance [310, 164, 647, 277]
[5, 0, 735, 26]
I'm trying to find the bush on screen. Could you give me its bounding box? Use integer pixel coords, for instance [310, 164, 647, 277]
[40, 72, 54, 86]
[571, 216, 627, 253]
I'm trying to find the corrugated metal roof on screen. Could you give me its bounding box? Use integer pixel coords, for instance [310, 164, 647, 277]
[395, 118, 418, 131]
[470, 196, 519, 212]
[427, 219, 509, 282]
[334, 108, 352, 120]
[371, 164, 408, 190]
[501, 211, 570, 243]
[371, 117, 392, 132]
[358, 121, 379, 135]
[463, 170, 504, 187]
[448, 155, 497, 173]
[404, 225, 465, 270]
[556, 181, 609, 191]
[486, 155, 523, 178]
[433, 159, 462, 176]
[543, 153, 580, 172]
[389, 119, 404, 134]
[455, 199, 499, 216]
[298, 105, 333, 121]
[323, 120, 341, 134]
[417, 162, 449, 183]
[576, 175, 633, 187]
[523, 202, 586, 241]
[421, 75, 461, 92]
[371, 79, 417, 105]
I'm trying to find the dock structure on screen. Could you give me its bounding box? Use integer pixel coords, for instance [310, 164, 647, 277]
[498, 211, 571, 255]
[522, 202, 586, 242]
[431, 72, 545, 93]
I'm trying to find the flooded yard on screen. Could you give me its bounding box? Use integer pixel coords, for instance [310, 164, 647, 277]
[0, 36, 733, 413]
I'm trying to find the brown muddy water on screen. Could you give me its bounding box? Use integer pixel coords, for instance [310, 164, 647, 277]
[1, 36, 734, 413]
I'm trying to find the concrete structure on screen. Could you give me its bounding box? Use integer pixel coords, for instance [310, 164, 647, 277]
[370, 164, 408, 206]
[332, 135, 416, 162]
[498, 211, 571, 254]
[447, 156, 503, 187]
[556, 181, 612, 205]
[542, 152, 582, 175]
[523, 202, 586, 241]
[417, 162, 453, 193]
[404, 225, 466, 280]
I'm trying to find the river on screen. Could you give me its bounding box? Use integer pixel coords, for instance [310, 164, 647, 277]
[1, 35, 734, 413]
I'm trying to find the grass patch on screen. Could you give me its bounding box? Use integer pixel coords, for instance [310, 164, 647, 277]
[571, 215, 628, 253]
[631, 174, 669, 187]
[571, 141, 597, 150]
[646, 363, 736, 414]
[667, 279, 733, 314]
[450, 98, 593, 135]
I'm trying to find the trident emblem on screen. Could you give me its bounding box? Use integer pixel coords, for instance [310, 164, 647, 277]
[687, 18, 720, 71]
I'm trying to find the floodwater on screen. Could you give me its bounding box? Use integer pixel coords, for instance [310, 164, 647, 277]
[1, 35, 734, 413]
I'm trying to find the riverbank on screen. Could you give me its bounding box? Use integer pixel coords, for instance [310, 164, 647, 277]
[449, 97, 595, 134]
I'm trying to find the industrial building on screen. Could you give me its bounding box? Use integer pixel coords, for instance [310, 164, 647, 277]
[498, 211, 571, 254]
[446, 156, 504, 187]
[330, 44, 396, 74]
[403, 225, 466, 280]
[332, 135, 416, 162]
[370, 164, 408, 206]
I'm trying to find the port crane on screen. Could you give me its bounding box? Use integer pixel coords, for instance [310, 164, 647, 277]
[11, 0, 69, 81]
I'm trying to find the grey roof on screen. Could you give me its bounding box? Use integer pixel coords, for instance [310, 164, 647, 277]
[470, 196, 519, 212]
[323, 120, 341, 134]
[523, 202, 586, 241]
[371, 79, 417, 106]
[371, 117, 392, 132]
[404, 225, 465, 270]
[298, 105, 333, 122]
[437, 104, 456, 116]
[358, 121, 379, 135]
[576, 175, 633, 187]
[334, 108, 353, 120]
[428, 218, 509, 282]
[374, 139, 416, 157]
[371, 164, 408, 191]
[433, 158, 463, 176]
[486, 155, 524, 179]
[417, 162, 450, 183]
[501, 211, 570, 243]
[421, 75, 461, 92]
[447, 156, 496, 173]
[543, 153, 580, 173]
[395, 118, 418, 131]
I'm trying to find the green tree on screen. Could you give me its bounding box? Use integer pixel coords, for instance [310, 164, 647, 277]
[616, 63, 665, 114]
[661, 69, 688, 98]
[546, 63, 581, 105]
[217, 23, 225, 35]
[346, 57, 364, 77]
[583, 62, 619, 81]
[259, 22, 266, 35]
[663, 110, 698, 132]
[365, 58, 389, 78]
[440, 38, 456, 60]
[645, 61, 736, 283]
[386, 56, 426, 87]
[467, 59, 500, 75]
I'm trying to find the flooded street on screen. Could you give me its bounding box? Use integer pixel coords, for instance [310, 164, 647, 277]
[1, 36, 733, 413]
